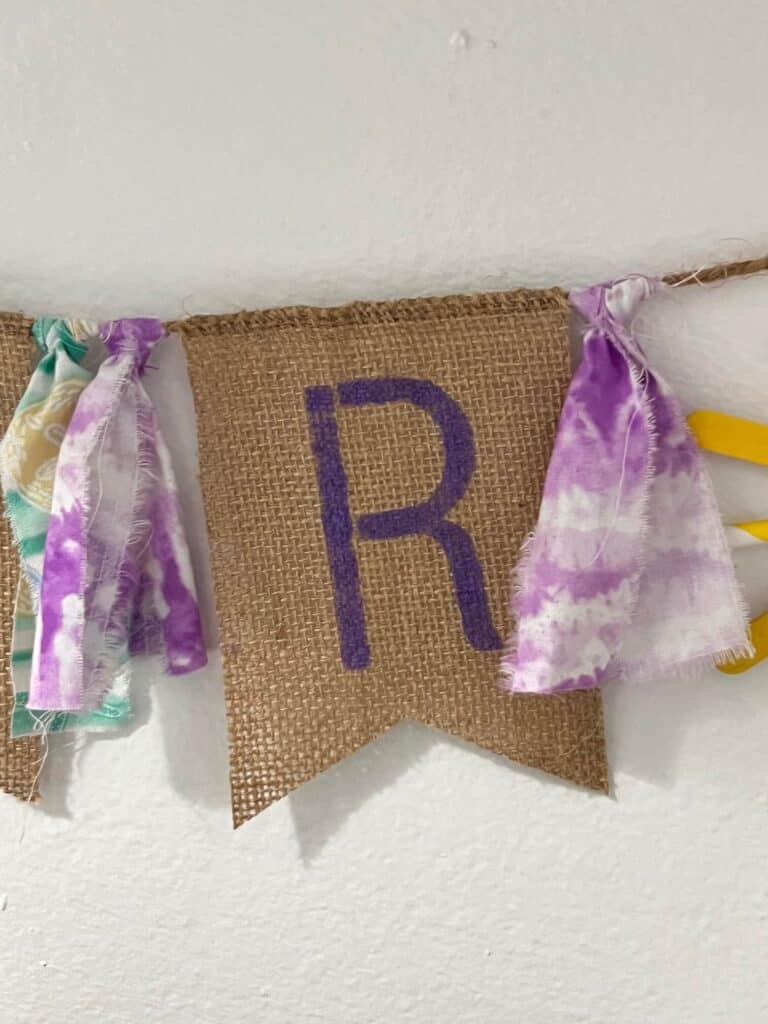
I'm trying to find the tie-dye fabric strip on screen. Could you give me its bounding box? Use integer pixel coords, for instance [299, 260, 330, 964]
[28, 318, 207, 714]
[0, 318, 131, 735]
[502, 276, 751, 694]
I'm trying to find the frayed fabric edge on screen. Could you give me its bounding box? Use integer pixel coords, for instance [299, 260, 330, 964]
[503, 637, 757, 695]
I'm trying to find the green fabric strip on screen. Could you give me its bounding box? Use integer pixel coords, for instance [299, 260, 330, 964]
[12, 689, 131, 735]
[19, 532, 46, 557]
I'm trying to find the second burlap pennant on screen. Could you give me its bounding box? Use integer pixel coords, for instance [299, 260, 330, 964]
[177, 290, 608, 827]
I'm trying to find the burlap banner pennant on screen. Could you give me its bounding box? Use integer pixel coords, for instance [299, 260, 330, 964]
[178, 289, 607, 826]
[0, 314, 41, 801]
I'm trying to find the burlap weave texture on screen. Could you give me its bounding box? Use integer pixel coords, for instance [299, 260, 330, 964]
[0, 314, 40, 801]
[177, 290, 608, 827]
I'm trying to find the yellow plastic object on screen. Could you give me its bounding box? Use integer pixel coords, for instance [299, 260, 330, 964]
[688, 409, 768, 674]
[735, 519, 768, 542]
[688, 410, 768, 466]
[718, 612, 768, 674]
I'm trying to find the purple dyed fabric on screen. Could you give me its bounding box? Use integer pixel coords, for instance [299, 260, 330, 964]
[502, 276, 750, 694]
[29, 319, 207, 712]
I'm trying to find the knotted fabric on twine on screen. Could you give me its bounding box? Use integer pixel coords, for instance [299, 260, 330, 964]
[0, 318, 127, 735]
[28, 318, 207, 714]
[502, 276, 751, 694]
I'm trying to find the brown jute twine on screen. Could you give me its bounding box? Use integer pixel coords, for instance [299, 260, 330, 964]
[166, 251, 768, 338]
[0, 314, 40, 802]
[662, 253, 768, 288]
[179, 289, 607, 827]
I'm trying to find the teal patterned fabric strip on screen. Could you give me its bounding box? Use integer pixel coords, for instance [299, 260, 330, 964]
[0, 319, 132, 736]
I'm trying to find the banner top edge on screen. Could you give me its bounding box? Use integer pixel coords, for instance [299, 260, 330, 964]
[167, 287, 569, 337]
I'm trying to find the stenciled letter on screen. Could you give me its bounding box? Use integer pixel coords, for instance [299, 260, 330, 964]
[305, 378, 501, 670]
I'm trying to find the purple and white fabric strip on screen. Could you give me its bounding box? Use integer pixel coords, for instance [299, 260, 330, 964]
[502, 276, 751, 694]
[29, 318, 207, 713]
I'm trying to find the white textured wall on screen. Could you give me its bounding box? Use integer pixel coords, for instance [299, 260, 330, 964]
[2, 3, 768, 1021]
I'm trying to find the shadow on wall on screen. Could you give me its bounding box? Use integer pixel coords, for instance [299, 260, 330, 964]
[287, 722, 440, 861]
[603, 668, 768, 793]
[35, 653, 231, 819]
[286, 720, 611, 863]
[144, 336, 231, 809]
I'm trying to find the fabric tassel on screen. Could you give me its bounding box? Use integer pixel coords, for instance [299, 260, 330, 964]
[0, 318, 133, 734]
[502, 275, 751, 694]
[29, 318, 207, 713]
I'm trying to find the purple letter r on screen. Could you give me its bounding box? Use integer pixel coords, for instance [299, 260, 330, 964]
[305, 378, 502, 670]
